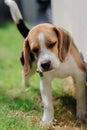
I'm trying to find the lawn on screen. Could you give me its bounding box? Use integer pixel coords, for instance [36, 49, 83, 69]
[0, 23, 87, 130]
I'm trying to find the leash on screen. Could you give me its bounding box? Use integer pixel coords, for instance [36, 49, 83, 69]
[36, 68, 43, 77]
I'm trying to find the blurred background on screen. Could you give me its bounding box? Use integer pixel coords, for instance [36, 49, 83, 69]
[1, 0, 87, 59]
[0, 0, 52, 25]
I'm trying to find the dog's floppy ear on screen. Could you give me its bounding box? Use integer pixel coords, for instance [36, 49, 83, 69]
[20, 38, 31, 76]
[54, 27, 71, 62]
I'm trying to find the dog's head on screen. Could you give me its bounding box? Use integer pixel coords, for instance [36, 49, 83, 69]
[20, 23, 71, 76]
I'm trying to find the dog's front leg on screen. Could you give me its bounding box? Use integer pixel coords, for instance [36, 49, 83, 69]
[40, 76, 54, 125]
[22, 70, 32, 87]
[22, 63, 36, 87]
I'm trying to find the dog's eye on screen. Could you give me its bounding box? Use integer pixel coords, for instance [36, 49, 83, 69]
[48, 42, 56, 48]
[32, 48, 39, 53]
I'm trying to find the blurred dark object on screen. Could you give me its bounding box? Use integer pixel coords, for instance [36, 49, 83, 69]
[37, 0, 51, 7]
[0, 0, 21, 25]
[37, 0, 51, 11]
[0, 0, 52, 25]
[0, 0, 10, 24]
[36, 0, 52, 23]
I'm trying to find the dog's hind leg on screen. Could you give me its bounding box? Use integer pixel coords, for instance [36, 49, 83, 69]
[73, 71, 87, 122]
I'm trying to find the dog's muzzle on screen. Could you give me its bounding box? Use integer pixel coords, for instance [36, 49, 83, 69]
[41, 60, 52, 71]
[36, 60, 53, 77]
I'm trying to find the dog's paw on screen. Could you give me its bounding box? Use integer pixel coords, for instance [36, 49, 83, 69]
[40, 119, 57, 127]
[40, 120, 53, 128]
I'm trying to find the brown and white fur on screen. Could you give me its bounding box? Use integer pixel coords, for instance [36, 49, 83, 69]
[5, 0, 87, 125]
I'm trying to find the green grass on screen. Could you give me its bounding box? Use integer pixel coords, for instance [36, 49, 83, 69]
[0, 23, 87, 130]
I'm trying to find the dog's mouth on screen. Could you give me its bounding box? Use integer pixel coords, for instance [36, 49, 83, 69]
[43, 67, 54, 72]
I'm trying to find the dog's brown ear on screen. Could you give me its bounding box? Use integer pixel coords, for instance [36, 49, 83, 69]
[20, 38, 31, 76]
[54, 27, 71, 62]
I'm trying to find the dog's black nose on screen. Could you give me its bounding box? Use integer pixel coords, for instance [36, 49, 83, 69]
[41, 61, 51, 71]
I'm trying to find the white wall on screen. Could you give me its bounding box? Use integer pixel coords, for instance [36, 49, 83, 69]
[51, 0, 87, 59]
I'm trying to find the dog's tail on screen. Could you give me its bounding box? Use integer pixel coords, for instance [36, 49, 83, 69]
[4, 0, 29, 38]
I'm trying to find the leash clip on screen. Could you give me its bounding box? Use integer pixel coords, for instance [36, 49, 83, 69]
[36, 69, 43, 77]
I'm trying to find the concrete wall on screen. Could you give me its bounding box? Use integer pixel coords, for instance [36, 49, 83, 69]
[51, 0, 87, 59]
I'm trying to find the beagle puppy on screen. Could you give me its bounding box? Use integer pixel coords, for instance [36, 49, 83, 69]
[5, 0, 87, 125]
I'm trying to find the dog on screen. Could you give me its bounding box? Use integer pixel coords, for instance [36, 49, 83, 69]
[5, 0, 87, 125]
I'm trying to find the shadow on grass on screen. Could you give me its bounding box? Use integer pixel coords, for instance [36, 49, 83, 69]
[60, 94, 76, 115]
[0, 90, 76, 112]
[0, 92, 41, 112]
[53, 93, 76, 120]
[0, 89, 76, 118]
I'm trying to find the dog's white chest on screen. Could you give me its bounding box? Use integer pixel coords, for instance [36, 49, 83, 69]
[45, 54, 82, 79]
